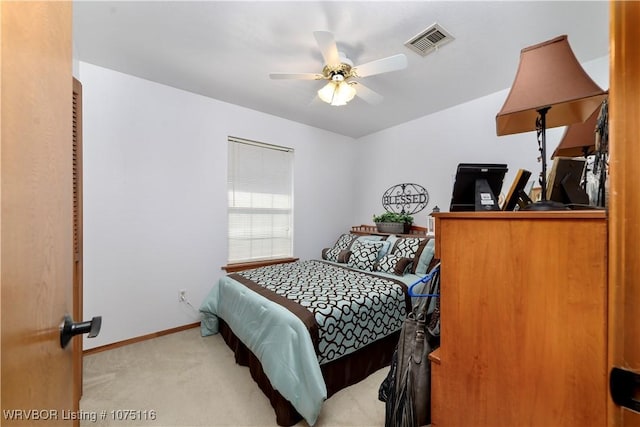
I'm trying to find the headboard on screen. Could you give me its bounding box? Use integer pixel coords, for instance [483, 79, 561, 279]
[350, 224, 429, 238]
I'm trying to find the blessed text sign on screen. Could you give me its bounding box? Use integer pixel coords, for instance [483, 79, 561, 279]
[382, 183, 429, 214]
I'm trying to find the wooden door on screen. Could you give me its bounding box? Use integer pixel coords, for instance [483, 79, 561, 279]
[1, 2, 76, 426]
[608, 2, 640, 426]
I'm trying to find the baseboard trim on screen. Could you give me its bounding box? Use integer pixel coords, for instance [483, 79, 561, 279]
[83, 322, 200, 356]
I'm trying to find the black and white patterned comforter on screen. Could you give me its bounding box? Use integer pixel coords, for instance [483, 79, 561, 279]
[232, 259, 411, 364]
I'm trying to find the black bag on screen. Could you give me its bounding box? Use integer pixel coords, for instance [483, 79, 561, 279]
[378, 344, 398, 426]
[395, 311, 431, 427]
[379, 265, 440, 427]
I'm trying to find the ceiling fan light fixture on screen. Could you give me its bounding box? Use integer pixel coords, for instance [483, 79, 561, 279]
[318, 82, 337, 104]
[272, 30, 404, 106]
[318, 80, 356, 106]
[336, 81, 356, 103]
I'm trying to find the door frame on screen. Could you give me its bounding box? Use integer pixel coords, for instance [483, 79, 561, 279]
[607, 1, 640, 426]
[73, 76, 84, 409]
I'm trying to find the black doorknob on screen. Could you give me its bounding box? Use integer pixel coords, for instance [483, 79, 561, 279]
[610, 367, 640, 412]
[60, 314, 102, 349]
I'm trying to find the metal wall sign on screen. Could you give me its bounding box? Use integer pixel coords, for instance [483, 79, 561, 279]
[382, 183, 429, 214]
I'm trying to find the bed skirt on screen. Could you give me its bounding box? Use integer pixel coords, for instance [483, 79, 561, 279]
[219, 319, 399, 426]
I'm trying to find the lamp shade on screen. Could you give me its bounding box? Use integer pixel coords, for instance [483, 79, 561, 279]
[317, 80, 356, 106]
[551, 105, 601, 158]
[496, 35, 607, 136]
[318, 82, 339, 104]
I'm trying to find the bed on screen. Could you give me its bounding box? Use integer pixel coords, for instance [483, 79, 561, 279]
[200, 225, 437, 426]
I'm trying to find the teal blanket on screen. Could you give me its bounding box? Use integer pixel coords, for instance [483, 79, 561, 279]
[200, 273, 325, 425]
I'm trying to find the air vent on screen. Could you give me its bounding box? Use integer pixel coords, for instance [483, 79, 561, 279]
[405, 23, 454, 56]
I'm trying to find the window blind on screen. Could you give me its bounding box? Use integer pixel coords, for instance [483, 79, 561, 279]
[227, 137, 294, 263]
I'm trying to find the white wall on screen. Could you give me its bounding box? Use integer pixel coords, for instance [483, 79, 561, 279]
[80, 62, 355, 349]
[352, 55, 609, 227]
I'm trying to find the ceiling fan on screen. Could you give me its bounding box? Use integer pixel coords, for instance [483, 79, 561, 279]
[269, 31, 408, 106]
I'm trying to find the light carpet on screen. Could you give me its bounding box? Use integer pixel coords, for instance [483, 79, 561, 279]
[80, 327, 389, 427]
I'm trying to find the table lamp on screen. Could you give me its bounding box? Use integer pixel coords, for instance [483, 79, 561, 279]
[552, 105, 601, 158]
[496, 35, 607, 210]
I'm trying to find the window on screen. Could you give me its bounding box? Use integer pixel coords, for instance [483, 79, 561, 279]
[227, 137, 293, 263]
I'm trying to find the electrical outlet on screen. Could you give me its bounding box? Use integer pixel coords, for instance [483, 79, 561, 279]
[179, 289, 186, 302]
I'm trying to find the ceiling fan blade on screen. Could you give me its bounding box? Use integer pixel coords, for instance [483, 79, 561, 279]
[352, 82, 383, 105]
[313, 31, 340, 66]
[269, 72, 324, 80]
[353, 54, 408, 78]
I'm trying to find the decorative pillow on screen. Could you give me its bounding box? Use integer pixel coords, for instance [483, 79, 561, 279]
[350, 236, 389, 260]
[347, 240, 385, 271]
[392, 237, 424, 259]
[375, 253, 413, 276]
[337, 249, 352, 264]
[386, 234, 399, 250]
[413, 238, 435, 274]
[356, 235, 385, 242]
[322, 233, 359, 262]
[377, 240, 393, 259]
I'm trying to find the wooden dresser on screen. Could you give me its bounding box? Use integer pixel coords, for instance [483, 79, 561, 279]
[430, 210, 608, 427]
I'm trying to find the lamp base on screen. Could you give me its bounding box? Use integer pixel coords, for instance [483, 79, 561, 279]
[522, 200, 569, 211]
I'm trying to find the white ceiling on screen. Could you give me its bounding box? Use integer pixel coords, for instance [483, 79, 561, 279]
[73, 1, 610, 138]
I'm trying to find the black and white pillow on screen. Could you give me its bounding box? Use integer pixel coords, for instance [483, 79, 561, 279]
[392, 237, 423, 259]
[322, 233, 359, 262]
[375, 253, 413, 276]
[347, 240, 384, 271]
